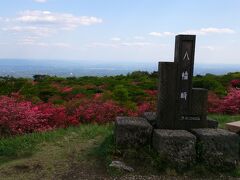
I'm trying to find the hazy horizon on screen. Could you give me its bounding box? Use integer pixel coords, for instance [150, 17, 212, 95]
[1, 58, 240, 78]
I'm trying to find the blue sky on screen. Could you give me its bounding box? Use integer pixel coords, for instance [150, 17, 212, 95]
[0, 0, 239, 64]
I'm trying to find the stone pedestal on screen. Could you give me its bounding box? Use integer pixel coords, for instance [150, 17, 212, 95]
[115, 117, 152, 148]
[191, 128, 239, 169]
[152, 129, 196, 169]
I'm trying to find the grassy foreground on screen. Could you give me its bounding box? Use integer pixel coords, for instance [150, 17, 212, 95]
[0, 115, 240, 179]
[0, 124, 113, 179]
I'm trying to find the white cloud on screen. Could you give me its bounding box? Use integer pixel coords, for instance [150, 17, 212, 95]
[133, 36, 145, 40]
[16, 10, 103, 28]
[18, 39, 71, 48]
[111, 37, 121, 41]
[200, 46, 216, 51]
[88, 41, 152, 48]
[1, 10, 103, 38]
[34, 0, 47, 3]
[88, 42, 118, 48]
[149, 28, 235, 38]
[121, 42, 151, 47]
[53, 42, 71, 48]
[149, 31, 174, 37]
[149, 32, 162, 37]
[2, 26, 54, 36]
[19, 36, 39, 45]
[163, 32, 175, 36]
[182, 28, 235, 35]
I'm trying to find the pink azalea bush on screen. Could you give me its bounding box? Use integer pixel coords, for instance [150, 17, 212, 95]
[0, 93, 155, 136]
[3, 84, 240, 136]
[61, 87, 73, 93]
[231, 79, 240, 88]
[217, 89, 240, 114]
[75, 93, 154, 124]
[208, 89, 240, 114]
[76, 99, 126, 124]
[0, 96, 78, 135]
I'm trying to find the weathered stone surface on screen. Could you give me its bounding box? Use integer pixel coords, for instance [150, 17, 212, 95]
[190, 88, 208, 116]
[191, 128, 239, 169]
[157, 62, 178, 129]
[142, 112, 157, 127]
[152, 129, 196, 169]
[175, 88, 208, 129]
[115, 117, 152, 148]
[157, 35, 209, 130]
[207, 117, 219, 128]
[226, 121, 240, 133]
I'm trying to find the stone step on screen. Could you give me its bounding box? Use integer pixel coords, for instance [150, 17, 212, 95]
[226, 121, 240, 133]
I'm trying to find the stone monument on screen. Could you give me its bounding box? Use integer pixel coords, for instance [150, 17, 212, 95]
[157, 35, 208, 129]
[115, 34, 239, 170]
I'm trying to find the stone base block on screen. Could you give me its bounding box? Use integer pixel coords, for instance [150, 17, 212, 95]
[191, 128, 239, 169]
[115, 117, 152, 148]
[152, 129, 196, 168]
[142, 112, 157, 127]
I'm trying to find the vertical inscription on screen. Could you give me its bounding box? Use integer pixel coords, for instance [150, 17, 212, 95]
[174, 35, 196, 119]
[179, 41, 194, 115]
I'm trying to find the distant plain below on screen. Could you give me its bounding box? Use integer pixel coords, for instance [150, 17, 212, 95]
[0, 59, 240, 78]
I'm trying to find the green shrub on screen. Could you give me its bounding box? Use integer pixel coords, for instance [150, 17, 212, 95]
[113, 85, 129, 103]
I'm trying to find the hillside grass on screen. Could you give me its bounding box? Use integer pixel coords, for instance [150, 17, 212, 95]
[209, 114, 240, 128]
[0, 115, 240, 179]
[0, 124, 113, 179]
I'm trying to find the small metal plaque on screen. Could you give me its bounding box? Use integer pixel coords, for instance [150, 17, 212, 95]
[181, 116, 201, 121]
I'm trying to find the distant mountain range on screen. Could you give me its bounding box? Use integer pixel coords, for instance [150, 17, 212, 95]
[0, 59, 240, 78]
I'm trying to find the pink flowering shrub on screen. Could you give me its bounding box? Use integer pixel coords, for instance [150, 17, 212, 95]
[75, 99, 127, 124]
[216, 89, 240, 114]
[231, 79, 240, 88]
[74, 93, 85, 99]
[137, 102, 154, 116]
[0, 96, 78, 136]
[61, 87, 73, 93]
[0, 93, 153, 136]
[4, 84, 240, 137]
[74, 92, 156, 124]
[144, 90, 157, 97]
[208, 89, 240, 114]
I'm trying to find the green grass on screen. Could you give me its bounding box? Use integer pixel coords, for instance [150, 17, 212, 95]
[0, 124, 113, 165]
[1, 115, 240, 179]
[1, 114, 237, 163]
[209, 114, 240, 128]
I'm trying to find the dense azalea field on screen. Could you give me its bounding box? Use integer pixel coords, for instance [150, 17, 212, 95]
[0, 71, 240, 136]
